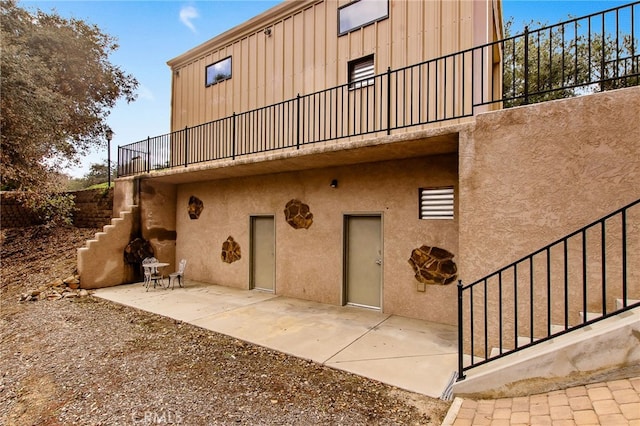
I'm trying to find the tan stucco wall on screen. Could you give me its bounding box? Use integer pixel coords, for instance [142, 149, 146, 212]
[77, 181, 139, 288]
[458, 86, 640, 348]
[84, 87, 638, 331]
[112, 178, 138, 216]
[77, 179, 177, 289]
[460, 86, 640, 279]
[140, 180, 177, 273]
[175, 154, 459, 324]
[77, 206, 139, 289]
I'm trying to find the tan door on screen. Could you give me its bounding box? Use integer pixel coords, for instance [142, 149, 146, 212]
[251, 216, 275, 291]
[344, 215, 382, 308]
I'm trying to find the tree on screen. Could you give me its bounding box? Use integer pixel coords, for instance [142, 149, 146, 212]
[1, 0, 137, 222]
[82, 161, 117, 187]
[502, 18, 639, 107]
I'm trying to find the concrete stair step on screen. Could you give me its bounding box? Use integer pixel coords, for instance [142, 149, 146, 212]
[78, 203, 141, 289]
[85, 239, 100, 249]
[579, 311, 603, 322]
[490, 336, 537, 357]
[488, 324, 568, 358]
[111, 209, 134, 224]
[616, 298, 640, 309]
[489, 303, 639, 358]
[454, 306, 640, 398]
[80, 205, 137, 250]
[578, 299, 639, 322]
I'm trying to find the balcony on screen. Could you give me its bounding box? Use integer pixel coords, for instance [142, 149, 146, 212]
[118, 2, 639, 178]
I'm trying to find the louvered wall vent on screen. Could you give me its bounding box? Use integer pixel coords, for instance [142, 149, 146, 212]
[349, 55, 375, 89]
[419, 187, 454, 220]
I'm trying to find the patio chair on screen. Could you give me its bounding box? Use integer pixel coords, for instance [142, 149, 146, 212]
[142, 256, 165, 291]
[141, 257, 154, 286]
[168, 259, 187, 290]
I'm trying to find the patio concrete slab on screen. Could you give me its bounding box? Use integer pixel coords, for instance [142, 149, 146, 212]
[95, 281, 278, 323]
[191, 296, 391, 364]
[94, 280, 458, 398]
[325, 315, 458, 396]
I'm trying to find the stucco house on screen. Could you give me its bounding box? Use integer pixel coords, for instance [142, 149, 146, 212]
[78, 0, 639, 393]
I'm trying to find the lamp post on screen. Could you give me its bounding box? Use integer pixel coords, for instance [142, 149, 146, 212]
[105, 128, 114, 187]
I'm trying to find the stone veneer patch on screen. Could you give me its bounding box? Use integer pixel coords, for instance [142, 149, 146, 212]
[408, 245, 458, 285]
[188, 195, 204, 219]
[284, 199, 313, 229]
[221, 236, 241, 263]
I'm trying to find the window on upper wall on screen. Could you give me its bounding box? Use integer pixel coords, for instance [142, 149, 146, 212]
[205, 57, 232, 87]
[338, 0, 388, 36]
[419, 187, 454, 220]
[349, 55, 375, 89]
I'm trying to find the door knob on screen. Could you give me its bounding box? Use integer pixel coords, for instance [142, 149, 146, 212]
[375, 258, 382, 265]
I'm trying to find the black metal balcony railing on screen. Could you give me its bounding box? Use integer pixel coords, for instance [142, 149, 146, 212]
[118, 2, 639, 176]
[457, 199, 640, 381]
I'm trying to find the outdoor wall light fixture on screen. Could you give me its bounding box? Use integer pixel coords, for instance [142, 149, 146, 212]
[264, 28, 272, 36]
[330, 179, 338, 188]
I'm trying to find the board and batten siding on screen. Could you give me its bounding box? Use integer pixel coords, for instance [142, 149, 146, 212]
[168, 0, 502, 132]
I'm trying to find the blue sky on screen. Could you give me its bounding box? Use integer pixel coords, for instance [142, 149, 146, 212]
[20, 0, 634, 178]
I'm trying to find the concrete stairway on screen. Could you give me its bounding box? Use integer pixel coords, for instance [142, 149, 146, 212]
[453, 304, 640, 398]
[77, 205, 139, 289]
[578, 298, 640, 322]
[487, 299, 640, 358]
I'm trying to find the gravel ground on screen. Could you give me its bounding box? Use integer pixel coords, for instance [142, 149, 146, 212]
[1, 226, 451, 425]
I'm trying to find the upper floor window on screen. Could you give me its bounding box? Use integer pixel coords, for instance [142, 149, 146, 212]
[349, 55, 375, 89]
[205, 57, 232, 87]
[338, 0, 388, 36]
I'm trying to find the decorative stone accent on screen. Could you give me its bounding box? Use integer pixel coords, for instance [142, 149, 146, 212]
[188, 195, 204, 219]
[284, 199, 313, 229]
[408, 245, 458, 286]
[221, 236, 241, 264]
[123, 238, 154, 264]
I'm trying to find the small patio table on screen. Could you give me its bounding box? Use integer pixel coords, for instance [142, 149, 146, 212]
[143, 262, 170, 289]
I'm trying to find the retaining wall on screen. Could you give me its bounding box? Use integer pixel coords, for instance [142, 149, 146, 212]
[0, 188, 114, 228]
[0, 192, 42, 228]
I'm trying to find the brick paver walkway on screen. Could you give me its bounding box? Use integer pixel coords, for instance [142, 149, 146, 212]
[448, 376, 640, 426]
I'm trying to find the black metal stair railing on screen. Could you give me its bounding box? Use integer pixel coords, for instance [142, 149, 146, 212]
[118, 2, 639, 177]
[457, 198, 640, 381]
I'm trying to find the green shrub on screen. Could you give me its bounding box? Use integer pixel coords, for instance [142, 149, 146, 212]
[25, 192, 76, 226]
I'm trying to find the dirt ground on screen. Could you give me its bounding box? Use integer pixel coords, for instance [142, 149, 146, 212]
[0, 226, 451, 425]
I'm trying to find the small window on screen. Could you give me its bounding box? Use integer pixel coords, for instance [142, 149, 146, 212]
[419, 187, 454, 220]
[349, 55, 375, 89]
[338, 0, 388, 35]
[205, 57, 232, 87]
